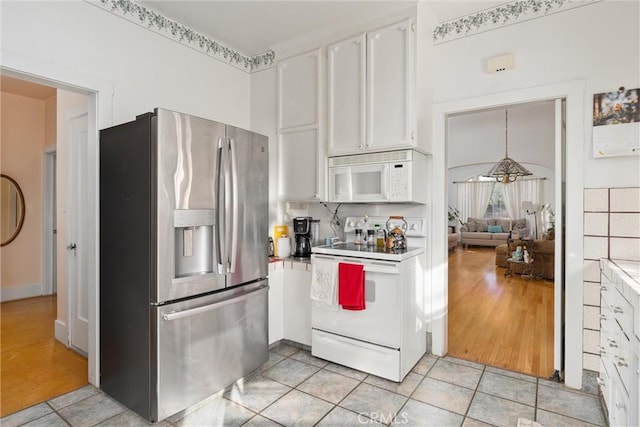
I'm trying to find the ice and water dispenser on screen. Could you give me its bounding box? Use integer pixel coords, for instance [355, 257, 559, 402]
[173, 209, 214, 278]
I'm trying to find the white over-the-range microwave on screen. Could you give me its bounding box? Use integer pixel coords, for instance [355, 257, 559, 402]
[328, 149, 428, 203]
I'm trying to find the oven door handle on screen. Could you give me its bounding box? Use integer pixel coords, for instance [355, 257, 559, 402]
[363, 264, 399, 274]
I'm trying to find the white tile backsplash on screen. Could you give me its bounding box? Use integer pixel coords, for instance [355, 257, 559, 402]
[583, 236, 608, 260]
[584, 212, 609, 236]
[610, 188, 640, 212]
[583, 281, 601, 306]
[584, 188, 609, 212]
[583, 305, 600, 330]
[610, 213, 640, 238]
[583, 352, 600, 372]
[581, 187, 640, 376]
[583, 260, 601, 283]
[582, 329, 600, 354]
[609, 238, 640, 261]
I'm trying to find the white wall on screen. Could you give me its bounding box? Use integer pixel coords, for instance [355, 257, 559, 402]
[1, 1, 250, 128]
[426, 0, 639, 388]
[430, 1, 640, 188]
[0, 92, 45, 299]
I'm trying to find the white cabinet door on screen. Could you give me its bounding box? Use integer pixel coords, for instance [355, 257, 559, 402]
[283, 267, 312, 346]
[268, 267, 284, 345]
[327, 34, 366, 155]
[367, 19, 414, 151]
[279, 129, 320, 201]
[277, 49, 324, 201]
[278, 51, 319, 130]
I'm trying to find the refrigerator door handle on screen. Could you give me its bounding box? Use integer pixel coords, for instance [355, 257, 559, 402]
[228, 138, 239, 273]
[162, 284, 269, 321]
[216, 137, 226, 274]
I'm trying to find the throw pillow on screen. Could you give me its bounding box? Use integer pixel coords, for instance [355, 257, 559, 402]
[466, 222, 477, 232]
[487, 225, 503, 233]
[476, 221, 488, 232]
[496, 219, 511, 231]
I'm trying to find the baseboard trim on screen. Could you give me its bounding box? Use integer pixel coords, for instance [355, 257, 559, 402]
[55, 319, 68, 345]
[0, 283, 42, 302]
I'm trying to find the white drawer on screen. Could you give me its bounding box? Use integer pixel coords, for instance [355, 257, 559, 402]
[613, 287, 634, 340]
[311, 328, 401, 381]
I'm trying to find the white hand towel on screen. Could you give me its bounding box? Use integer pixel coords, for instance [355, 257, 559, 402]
[310, 259, 338, 307]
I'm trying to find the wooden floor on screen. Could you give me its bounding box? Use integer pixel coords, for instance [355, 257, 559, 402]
[1, 295, 88, 417]
[448, 246, 554, 379]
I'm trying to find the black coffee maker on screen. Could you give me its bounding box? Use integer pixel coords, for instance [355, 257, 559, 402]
[292, 217, 312, 258]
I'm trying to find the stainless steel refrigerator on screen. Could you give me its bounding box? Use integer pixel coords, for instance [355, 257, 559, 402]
[99, 108, 269, 422]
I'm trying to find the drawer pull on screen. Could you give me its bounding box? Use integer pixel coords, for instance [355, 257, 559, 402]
[616, 401, 625, 410]
[608, 339, 618, 348]
[597, 377, 606, 386]
[598, 346, 606, 355]
[601, 285, 608, 291]
[599, 314, 607, 321]
[616, 356, 628, 367]
[613, 306, 624, 314]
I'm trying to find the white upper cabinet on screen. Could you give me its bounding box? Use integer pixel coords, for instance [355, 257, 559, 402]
[278, 51, 319, 130]
[277, 49, 325, 201]
[328, 19, 415, 156]
[327, 34, 366, 154]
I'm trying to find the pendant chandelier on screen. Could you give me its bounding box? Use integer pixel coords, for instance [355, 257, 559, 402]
[484, 110, 532, 184]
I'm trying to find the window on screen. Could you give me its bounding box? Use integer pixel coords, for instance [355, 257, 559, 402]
[483, 184, 508, 218]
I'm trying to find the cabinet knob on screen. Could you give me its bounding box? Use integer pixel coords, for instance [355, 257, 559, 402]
[613, 306, 623, 314]
[600, 314, 607, 321]
[410, 131, 415, 140]
[601, 285, 608, 291]
[598, 346, 606, 355]
[597, 377, 606, 386]
[616, 401, 625, 410]
[608, 339, 618, 348]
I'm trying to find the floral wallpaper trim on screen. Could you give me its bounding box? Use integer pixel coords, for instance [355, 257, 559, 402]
[88, 0, 274, 72]
[433, 0, 602, 43]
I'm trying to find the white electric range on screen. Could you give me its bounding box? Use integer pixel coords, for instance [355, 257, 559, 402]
[310, 216, 427, 382]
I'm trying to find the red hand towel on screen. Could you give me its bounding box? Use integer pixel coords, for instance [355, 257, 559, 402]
[338, 263, 365, 311]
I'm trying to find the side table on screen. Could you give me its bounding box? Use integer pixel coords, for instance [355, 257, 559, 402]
[505, 238, 535, 278]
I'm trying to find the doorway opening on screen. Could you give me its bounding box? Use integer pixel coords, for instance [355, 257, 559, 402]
[0, 72, 92, 416]
[445, 100, 563, 378]
[431, 80, 585, 388]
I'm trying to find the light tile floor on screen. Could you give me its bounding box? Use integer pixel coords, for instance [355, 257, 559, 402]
[1, 343, 606, 427]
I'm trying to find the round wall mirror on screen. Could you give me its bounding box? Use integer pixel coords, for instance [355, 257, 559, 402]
[1, 174, 26, 246]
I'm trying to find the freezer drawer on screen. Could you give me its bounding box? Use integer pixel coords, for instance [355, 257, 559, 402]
[155, 281, 268, 421]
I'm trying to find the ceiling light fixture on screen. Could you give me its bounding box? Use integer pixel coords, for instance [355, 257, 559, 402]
[484, 109, 533, 184]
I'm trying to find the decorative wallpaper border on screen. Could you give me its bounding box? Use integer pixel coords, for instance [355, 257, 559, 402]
[433, 0, 602, 43]
[88, 0, 274, 72]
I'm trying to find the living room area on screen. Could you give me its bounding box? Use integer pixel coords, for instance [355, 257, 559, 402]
[446, 101, 559, 379]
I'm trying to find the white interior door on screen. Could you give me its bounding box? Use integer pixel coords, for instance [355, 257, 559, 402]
[67, 111, 89, 354]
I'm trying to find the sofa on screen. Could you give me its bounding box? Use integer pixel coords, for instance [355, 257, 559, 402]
[459, 217, 528, 248]
[495, 239, 555, 280]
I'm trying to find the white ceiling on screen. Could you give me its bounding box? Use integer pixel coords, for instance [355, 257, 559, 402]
[140, 0, 502, 56]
